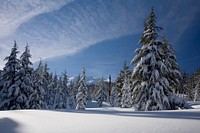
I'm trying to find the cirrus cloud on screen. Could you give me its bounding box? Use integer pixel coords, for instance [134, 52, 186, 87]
[0, 0, 199, 70]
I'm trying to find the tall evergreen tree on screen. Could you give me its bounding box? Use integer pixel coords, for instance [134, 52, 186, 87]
[194, 77, 200, 102]
[184, 69, 200, 101]
[12, 45, 34, 109]
[121, 72, 132, 108]
[162, 37, 181, 93]
[184, 73, 195, 101]
[53, 77, 66, 109]
[194, 68, 200, 101]
[42, 63, 50, 107]
[73, 74, 81, 104]
[180, 71, 189, 98]
[110, 86, 119, 107]
[76, 67, 88, 110]
[132, 8, 172, 111]
[31, 60, 46, 109]
[113, 61, 131, 107]
[45, 72, 55, 109]
[62, 71, 69, 109]
[49, 73, 59, 109]
[61, 71, 76, 110]
[68, 80, 76, 109]
[108, 75, 112, 103]
[0, 41, 21, 110]
[96, 78, 108, 107]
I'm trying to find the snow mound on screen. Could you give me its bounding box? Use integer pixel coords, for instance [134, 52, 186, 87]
[188, 101, 200, 109]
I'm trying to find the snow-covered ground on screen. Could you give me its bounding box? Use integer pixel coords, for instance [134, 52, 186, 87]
[0, 102, 200, 133]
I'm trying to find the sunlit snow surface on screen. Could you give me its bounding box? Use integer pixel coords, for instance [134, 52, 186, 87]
[0, 101, 200, 133]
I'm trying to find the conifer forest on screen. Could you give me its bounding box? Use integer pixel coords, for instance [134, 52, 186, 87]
[0, 8, 199, 112]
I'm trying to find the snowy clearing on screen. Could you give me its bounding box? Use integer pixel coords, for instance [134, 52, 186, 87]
[0, 102, 200, 133]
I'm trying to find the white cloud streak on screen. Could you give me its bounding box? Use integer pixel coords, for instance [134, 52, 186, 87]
[0, 0, 74, 67]
[0, 0, 73, 38]
[0, 0, 144, 68]
[0, 0, 199, 69]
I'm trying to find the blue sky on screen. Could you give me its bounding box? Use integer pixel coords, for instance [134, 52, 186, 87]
[0, 0, 200, 79]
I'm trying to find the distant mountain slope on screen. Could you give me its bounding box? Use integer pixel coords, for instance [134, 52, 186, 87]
[69, 76, 109, 84]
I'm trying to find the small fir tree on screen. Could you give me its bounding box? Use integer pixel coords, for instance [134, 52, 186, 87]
[31, 60, 46, 109]
[121, 72, 132, 108]
[110, 86, 119, 107]
[53, 77, 66, 109]
[62, 71, 70, 109]
[96, 78, 108, 107]
[45, 72, 55, 109]
[76, 67, 88, 110]
[43, 63, 51, 105]
[68, 81, 76, 109]
[193, 69, 200, 101]
[114, 61, 131, 107]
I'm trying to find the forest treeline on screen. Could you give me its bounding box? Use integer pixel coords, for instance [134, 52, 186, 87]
[0, 8, 199, 111]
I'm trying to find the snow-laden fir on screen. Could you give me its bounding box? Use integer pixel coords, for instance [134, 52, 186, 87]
[131, 8, 188, 111]
[76, 67, 88, 110]
[121, 72, 132, 108]
[110, 61, 131, 107]
[96, 78, 108, 107]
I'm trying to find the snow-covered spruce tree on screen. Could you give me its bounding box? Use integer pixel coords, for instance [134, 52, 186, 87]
[113, 78, 121, 107]
[43, 63, 51, 104]
[96, 78, 108, 107]
[192, 69, 200, 101]
[53, 71, 70, 109]
[31, 60, 46, 109]
[108, 75, 112, 103]
[73, 74, 81, 104]
[12, 45, 34, 109]
[68, 81, 76, 109]
[47, 73, 58, 109]
[132, 8, 188, 111]
[76, 67, 88, 110]
[53, 77, 66, 109]
[113, 61, 131, 107]
[62, 71, 70, 109]
[177, 71, 189, 99]
[110, 86, 119, 107]
[184, 69, 200, 101]
[45, 72, 55, 109]
[62, 71, 76, 110]
[162, 37, 181, 93]
[184, 73, 196, 101]
[121, 72, 132, 108]
[0, 41, 21, 110]
[194, 75, 200, 102]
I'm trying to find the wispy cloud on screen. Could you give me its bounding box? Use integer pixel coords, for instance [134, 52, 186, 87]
[0, 0, 199, 69]
[11, 0, 144, 63]
[0, 0, 74, 67]
[0, 0, 73, 38]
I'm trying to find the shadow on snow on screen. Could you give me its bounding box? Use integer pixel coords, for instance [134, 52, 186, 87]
[0, 117, 20, 133]
[51, 108, 200, 121]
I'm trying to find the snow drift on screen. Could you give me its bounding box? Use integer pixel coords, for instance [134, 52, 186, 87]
[0, 102, 200, 133]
